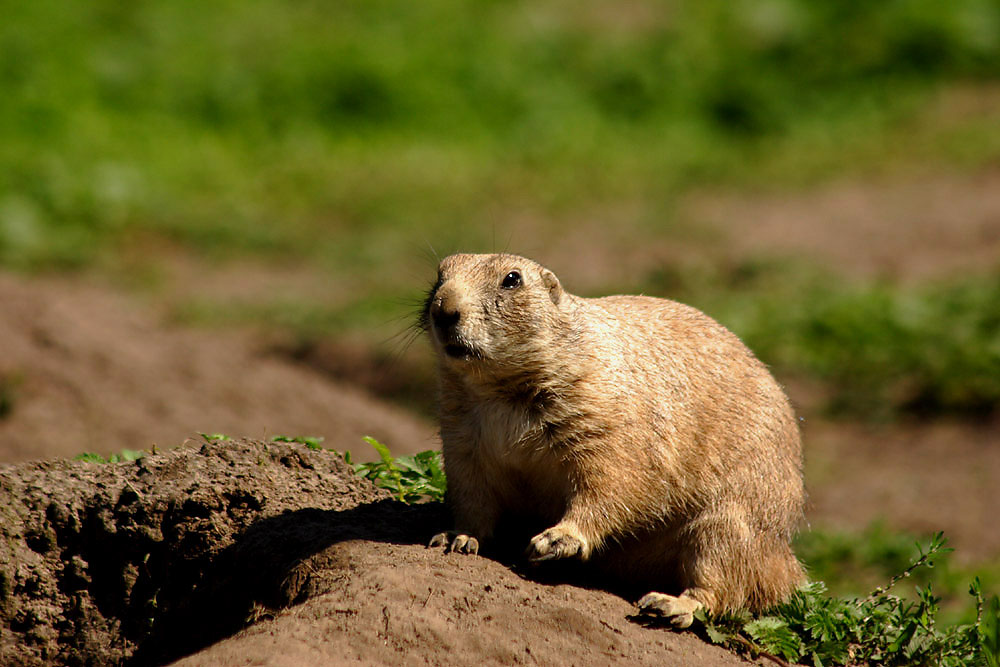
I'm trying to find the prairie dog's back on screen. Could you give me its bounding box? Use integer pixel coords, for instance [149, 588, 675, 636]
[577, 294, 803, 524]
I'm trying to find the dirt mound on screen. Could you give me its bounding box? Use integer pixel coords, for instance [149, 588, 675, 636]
[175, 541, 743, 667]
[0, 272, 436, 463]
[0, 439, 747, 666]
[0, 438, 387, 665]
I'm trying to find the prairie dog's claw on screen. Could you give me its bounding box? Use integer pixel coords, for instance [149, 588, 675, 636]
[428, 531, 480, 555]
[526, 524, 587, 562]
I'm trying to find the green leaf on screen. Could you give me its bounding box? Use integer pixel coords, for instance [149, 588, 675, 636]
[704, 622, 733, 645]
[74, 450, 145, 463]
[272, 435, 325, 450]
[74, 452, 107, 463]
[363, 435, 394, 465]
[352, 438, 446, 503]
[983, 595, 1000, 667]
[694, 608, 735, 645]
[888, 619, 918, 655]
[109, 449, 145, 463]
[744, 617, 803, 661]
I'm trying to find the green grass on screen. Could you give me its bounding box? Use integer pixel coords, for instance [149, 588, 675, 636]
[739, 276, 1000, 420]
[796, 522, 1000, 630]
[169, 290, 414, 339]
[3, 0, 1000, 274]
[796, 522, 960, 599]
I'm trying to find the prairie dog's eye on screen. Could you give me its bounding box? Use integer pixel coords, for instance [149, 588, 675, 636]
[501, 270, 522, 289]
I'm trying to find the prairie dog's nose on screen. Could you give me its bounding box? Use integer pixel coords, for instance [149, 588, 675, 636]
[431, 301, 460, 335]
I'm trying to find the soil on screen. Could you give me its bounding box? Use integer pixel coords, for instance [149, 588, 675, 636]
[803, 416, 1000, 564]
[0, 439, 749, 667]
[682, 167, 1000, 285]
[0, 272, 437, 464]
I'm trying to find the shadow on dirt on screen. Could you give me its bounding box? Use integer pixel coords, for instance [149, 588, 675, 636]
[141, 502, 650, 664]
[131, 499, 450, 665]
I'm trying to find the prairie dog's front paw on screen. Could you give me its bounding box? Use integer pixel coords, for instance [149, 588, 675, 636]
[526, 523, 589, 562]
[428, 531, 480, 555]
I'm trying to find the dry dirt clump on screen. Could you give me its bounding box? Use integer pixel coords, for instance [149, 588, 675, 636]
[0, 439, 749, 667]
[0, 438, 390, 665]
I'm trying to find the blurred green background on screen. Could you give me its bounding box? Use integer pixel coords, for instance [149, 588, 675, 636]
[3, 0, 999, 264]
[3, 0, 1000, 620]
[3, 0, 999, 416]
[4, 0, 999, 412]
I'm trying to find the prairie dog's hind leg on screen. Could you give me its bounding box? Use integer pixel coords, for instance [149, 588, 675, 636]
[636, 506, 750, 627]
[637, 504, 803, 627]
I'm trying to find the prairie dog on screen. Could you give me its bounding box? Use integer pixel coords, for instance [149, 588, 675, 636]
[425, 253, 805, 627]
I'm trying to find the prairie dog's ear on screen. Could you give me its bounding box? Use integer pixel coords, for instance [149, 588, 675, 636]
[540, 268, 562, 305]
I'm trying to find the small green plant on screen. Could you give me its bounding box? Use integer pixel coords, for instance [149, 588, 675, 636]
[983, 594, 1000, 667]
[795, 521, 943, 597]
[74, 449, 146, 463]
[272, 434, 325, 450]
[349, 436, 446, 503]
[697, 533, 999, 666]
[199, 432, 233, 442]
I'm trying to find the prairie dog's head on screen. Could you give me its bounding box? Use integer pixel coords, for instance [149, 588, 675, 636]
[422, 253, 565, 371]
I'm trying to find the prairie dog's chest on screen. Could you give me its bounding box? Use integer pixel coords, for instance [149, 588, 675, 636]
[459, 398, 568, 489]
[465, 398, 538, 462]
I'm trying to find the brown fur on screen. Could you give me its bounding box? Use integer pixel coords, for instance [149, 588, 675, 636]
[424, 253, 805, 626]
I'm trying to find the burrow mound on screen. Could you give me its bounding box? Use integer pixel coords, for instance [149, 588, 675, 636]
[0, 439, 747, 667]
[0, 438, 444, 665]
